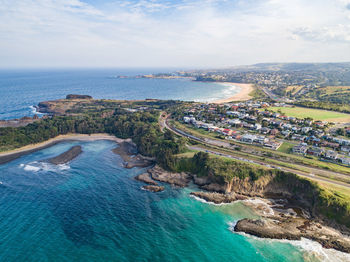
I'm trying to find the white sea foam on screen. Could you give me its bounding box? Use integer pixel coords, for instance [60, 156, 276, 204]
[241, 198, 275, 216]
[189, 194, 232, 206]
[23, 164, 41, 172]
[20, 161, 70, 173]
[230, 223, 350, 262]
[286, 238, 350, 262]
[227, 221, 237, 232]
[29, 105, 44, 115]
[194, 83, 240, 102]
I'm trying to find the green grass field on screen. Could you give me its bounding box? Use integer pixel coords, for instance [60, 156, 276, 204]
[268, 106, 350, 122]
[277, 142, 294, 153]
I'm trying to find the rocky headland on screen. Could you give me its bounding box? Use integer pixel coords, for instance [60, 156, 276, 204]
[130, 163, 350, 253]
[147, 165, 192, 187]
[235, 217, 350, 253]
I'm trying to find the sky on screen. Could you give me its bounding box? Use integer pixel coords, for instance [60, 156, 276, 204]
[1, 0, 350, 68]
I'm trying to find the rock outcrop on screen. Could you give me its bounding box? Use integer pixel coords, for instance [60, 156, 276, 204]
[135, 173, 158, 185]
[48, 145, 82, 165]
[190, 191, 248, 204]
[66, 94, 92, 99]
[113, 141, 154, 168]
[148, 165, 191, 187]
[142, 185, 165, 192]
[235, 217, 350, 253]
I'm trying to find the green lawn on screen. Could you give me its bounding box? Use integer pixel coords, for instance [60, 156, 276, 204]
[268, 106, 350, 122]
[277, 142, 294, 153]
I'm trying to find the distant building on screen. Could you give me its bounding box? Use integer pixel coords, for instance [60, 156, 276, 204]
[307, 147, 324, 157]
[293, 144, 308, 154]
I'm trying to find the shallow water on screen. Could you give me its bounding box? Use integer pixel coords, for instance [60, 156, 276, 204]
[0, 140, 347, 261]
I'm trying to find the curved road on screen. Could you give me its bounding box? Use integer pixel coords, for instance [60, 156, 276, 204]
[163, 117, 350, 189]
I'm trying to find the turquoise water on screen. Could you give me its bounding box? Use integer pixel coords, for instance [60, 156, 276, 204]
[0, 140, 341, 261]
[0, 69, 237, 120]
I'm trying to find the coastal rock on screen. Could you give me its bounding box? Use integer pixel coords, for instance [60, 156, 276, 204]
[113, 141, 153, 168]
[135, 173, 158, 185]
[48, 145, 82, 165]
[190, 191, 248, 204]
[200, 183, 227, 193]
[148, 165, 191, 187]
[192, 175, 211, 186]
[66, 94, 92, 99]
[234, 218, 350, 253]
[142, 185, 164, 192]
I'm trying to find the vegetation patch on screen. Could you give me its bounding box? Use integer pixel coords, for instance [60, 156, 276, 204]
[268, 106, 350, 122]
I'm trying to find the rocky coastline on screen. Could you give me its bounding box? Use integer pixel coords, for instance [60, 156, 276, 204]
[128, 161, 350, 253]
[190, 191, 248, 204]
[235, 217, 350, 253]
[112, 141, 154, 169]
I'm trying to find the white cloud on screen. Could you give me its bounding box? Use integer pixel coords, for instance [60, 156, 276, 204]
[0, 0, 350, 68]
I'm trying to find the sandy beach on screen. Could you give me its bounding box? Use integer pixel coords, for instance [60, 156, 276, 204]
[213, 83, 254, 104]
[0, 133, 123, 165]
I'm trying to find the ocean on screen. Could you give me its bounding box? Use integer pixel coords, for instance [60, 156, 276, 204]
[0, 69, 237, 120]
[0, 140, 345, 262]
[0, 69, 349, 261]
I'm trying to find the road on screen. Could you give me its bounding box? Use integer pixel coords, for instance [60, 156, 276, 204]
[163, 117, 350, 189]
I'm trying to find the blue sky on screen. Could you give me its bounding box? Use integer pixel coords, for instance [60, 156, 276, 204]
[1, 0, 350, 68]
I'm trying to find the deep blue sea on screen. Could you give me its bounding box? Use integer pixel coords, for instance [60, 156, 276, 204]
[0, 70, 349, 261]
[0, 69, 237, 120]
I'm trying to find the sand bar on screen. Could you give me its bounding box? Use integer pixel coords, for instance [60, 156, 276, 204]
[213, 83, 254, 104]
[0, 133, 123, 165]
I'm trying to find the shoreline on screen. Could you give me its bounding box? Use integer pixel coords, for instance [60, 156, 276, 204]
[0, 133, 123, 165]
[212, 82, 254, 104]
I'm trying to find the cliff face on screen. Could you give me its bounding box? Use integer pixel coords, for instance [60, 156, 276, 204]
[195, 171, 350, 229]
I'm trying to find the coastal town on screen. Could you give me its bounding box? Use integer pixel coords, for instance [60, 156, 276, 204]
[180, 101, 350, 167]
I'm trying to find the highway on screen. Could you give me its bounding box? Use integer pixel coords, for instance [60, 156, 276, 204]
[163, 117, 350, 189]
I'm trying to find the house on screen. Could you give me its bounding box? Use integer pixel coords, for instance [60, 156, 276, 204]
[346, 127, 350, 135]
[324, 150, 339, 160]
[254, 136, 267, 144]
[254, 123, 262, 130]
[281, 130, 290, 137]
[264, 140, 282, 150]
[341, 145, 350, 153]
[293, 144, 308, 154]
[338, 156, 350, 166]
[291, 134, 306, 141]
[241, 134, 256, 144]
[222, 129, 233, 136]
[321, 141, 340, 149]
[301, 127, 312, 134]
[183, 116, 196, 123]
[307, 147, 324, 157]
[227, 111, 241, 117]
[270, 129, 279, 136]
[260, 127, 270, 134]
